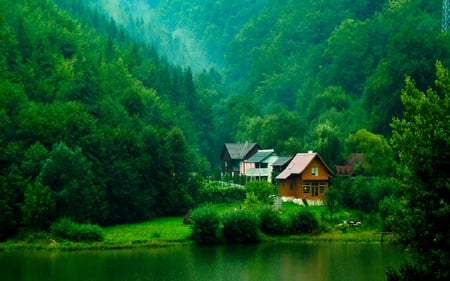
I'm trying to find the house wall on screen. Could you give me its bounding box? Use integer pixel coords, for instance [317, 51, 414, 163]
[243, 162, 255, 174]
[278, 178, 298, 198]
[302, 158, 330, 181]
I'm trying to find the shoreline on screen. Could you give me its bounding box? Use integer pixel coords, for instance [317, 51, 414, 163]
[0, 231, 396, 252]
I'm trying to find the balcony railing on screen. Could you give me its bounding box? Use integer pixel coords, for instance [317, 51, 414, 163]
[245, 168, 270, 177]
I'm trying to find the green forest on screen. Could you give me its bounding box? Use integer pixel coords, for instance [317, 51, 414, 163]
[1, 0, 449, 279]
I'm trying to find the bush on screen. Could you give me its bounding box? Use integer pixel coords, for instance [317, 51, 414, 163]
[50, 218, 104, 242]
[222, 210, 260, 243]
[259, 207, 287, 235]
[244, 181, 276, 204]
[243, 192, 261, 210]
[190, 206, 221, 245]
[386, 262, 435, 281]
[199, 182, 246, 203]
[290, 209, 319, 234]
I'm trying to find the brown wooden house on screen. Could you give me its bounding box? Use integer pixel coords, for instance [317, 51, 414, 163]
[275, 152, 333, 201]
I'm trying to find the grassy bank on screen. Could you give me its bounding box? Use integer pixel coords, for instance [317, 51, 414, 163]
[0, 216, 194, 251]
[0, 203, 395, 251]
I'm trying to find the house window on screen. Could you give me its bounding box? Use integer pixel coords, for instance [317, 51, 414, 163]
[320, 183, 327, 193]
[311, 167, 319, 176]
[290, 182, 294, 192]
[303, 183, 310, 193]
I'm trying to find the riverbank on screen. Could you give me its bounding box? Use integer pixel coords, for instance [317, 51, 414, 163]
[0, 203, 397, 251]
[0, 221, 395, 252]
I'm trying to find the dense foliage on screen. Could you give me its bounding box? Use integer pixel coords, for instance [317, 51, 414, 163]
[50, 218, 104, 242]
[388, 63, 450, 281]
[56, 0, 450, 169]
[0, 0, 213, 239]
[290, 209, 320, 234]
[259, 207, 287, 235]
[221, 210, 260, 243]
[244, 181, 276, 204]
[190, 205, 221, 245]
[1, 5, 449, 280]
[198, 182, 246, 204]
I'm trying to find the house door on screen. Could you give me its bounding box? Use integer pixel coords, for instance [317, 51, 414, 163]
[312, 183, 319, 197]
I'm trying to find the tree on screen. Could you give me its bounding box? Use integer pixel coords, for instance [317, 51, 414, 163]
[38, 142, 106, 223]
[388, 62, 450, 280]
[0, 164, 27, 240]
[311, 120, 341, 169]
[245, 181, 276, 205]
[324, 186, 340, 222]
[155, 127, 200, 215]
[345, 129, 395, 176]
[21, 181, 55, 230]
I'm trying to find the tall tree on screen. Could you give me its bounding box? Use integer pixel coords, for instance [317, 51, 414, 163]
[389, 62, 450, 280]
[345, 129, 395, 176]
[38, 142, 106, 223]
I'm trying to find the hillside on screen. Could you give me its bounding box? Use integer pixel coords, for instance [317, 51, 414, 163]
[1, 0, 449, 238]
[71, 0, 450, 166]
[0, 0, 216, 239]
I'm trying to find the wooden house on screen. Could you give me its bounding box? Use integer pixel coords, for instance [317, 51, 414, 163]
[220, 143, 260, 176]
[275, 152, 333, 202]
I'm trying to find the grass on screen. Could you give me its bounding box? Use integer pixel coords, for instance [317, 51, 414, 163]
[0, 202, 392, 251]
[104, 217, 192, 243]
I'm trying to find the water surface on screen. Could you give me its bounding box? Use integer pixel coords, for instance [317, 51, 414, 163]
[0, 242, 403, 281]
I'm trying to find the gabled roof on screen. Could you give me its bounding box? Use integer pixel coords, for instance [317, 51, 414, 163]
[246, 149, 275, 163]
[275, 152, 333, 180]
[222, 143, 259, 160]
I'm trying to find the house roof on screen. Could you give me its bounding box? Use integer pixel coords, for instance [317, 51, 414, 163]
[223, 143, 259, 160]
[275, 152, 333, 180]
[272, 156, 293, 167]
[335, 153, 365, 176]
[246, 149, 275, 163]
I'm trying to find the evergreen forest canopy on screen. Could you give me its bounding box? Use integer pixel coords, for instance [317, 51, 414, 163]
[71, 0, 449, 167]
[0, 0, 449, 242]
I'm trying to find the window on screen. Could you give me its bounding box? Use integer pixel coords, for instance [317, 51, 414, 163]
[290, 182, 294, 192]
[311, 167, 319, 176]
[320, 183, 327, 193]
[303, 183, 310, 193]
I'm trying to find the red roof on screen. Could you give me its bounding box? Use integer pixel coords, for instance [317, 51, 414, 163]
[275, 152, 332, 180]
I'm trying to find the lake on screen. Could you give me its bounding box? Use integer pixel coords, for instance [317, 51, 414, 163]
[0, 242, 403, 281]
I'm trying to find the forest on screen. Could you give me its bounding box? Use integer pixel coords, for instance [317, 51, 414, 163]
[0, 0, 449, 279]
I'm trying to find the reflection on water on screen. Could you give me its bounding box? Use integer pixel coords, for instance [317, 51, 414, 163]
[0, 243, 403, 281]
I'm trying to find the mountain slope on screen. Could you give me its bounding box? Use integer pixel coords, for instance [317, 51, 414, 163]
[0, 0, 213, 239]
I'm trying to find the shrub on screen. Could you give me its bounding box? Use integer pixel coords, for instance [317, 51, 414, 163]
[290, 209, 319, 234]
[50, 218, 104, 242]
[245, 181, 276, 204]
[199, 182, 246, 203]
[190, 206, 220, 245]
[222, 210, 260, 243]
[243, 192, 261, 210]
[386, 262, 434, 281]
[259, 207, 287, 235]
